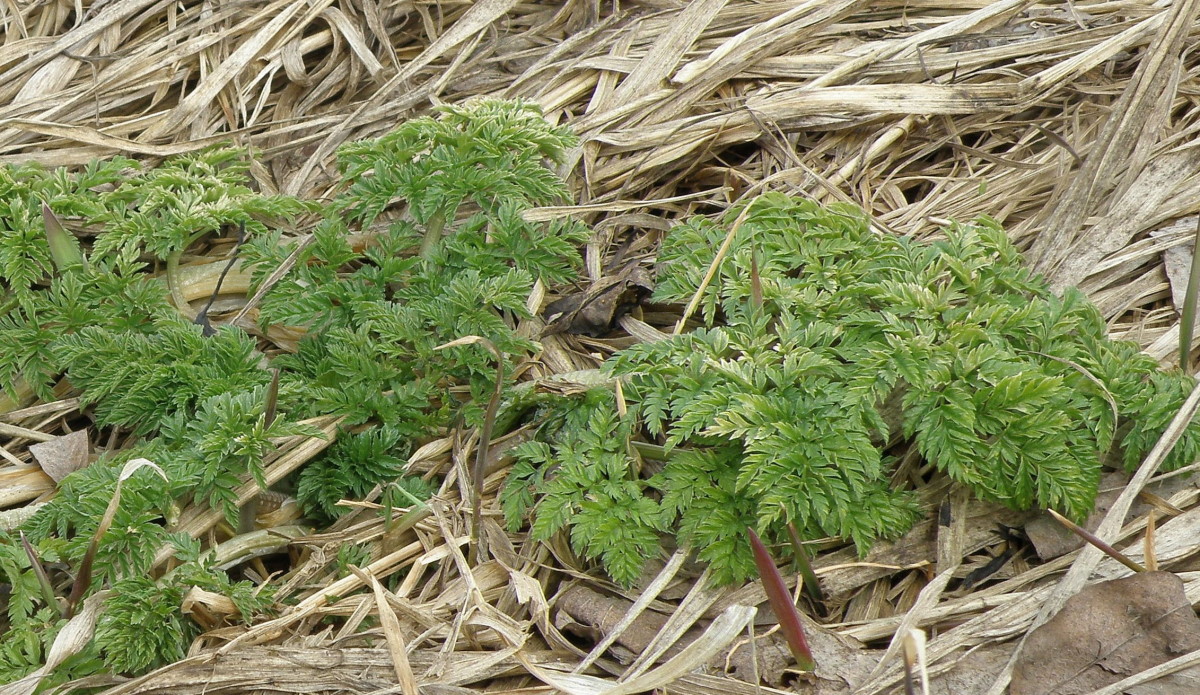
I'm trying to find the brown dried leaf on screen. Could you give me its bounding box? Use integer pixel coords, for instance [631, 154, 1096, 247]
[28, 429, 90, 483]
[1012, 572, 1200, 695]
[542, 265, 653, 337]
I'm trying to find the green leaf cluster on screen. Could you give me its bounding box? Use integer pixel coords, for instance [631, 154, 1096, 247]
[12, 96, 1195, 677]
[1, 100, 585, 677]
[0, 535, 79, 684]
[244, 101, 585, 436]
[296, 425, 430, 522]
[95, 563, 274, 674]
[0, 146, 305, 401]
[0, 157, 134, 299]
[88, 147, 312, 263]
[1, 521, 269, 681]
[236, 101, 585, 525]
[506, 194, 1200, 585]
[504, 389, 669, 587]
[0, 266, 172, 400]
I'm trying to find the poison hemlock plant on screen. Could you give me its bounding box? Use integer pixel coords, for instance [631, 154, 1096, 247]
[0, 157, 136, 300]
[504, 194, 1200, 586]
[244, 101, 586, 431]
[94, 563, 275, 674]
[0, 100, 586, 679]
[88, 147, 311, 263]
[0, 150, 307, 679]
[0, 532, 97, 685]
[5, 96, 1194, 679]
[504, 389, 671, 587]
[242, 101, 587, 520]
[297, 425, 429, 523]
[0, 147, 308, 402]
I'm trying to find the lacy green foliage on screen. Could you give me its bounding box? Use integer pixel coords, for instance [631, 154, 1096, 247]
[240, 101, 584, 521]
[0, 266, 172, 400]
[21, 455, 183, 591]
[0, 532, 109, 685]
[503, 389, 670, 587]
[333, 100, 581, 284]
[0, 536, 63, 682]
[0, 157, 135, 299]
[96, 565, 273, 674]
[95, 576, 191, 674]
[506, 194, 1200, 585]
[18, 382, 316, 591]
[296, 425, 430, 522]
[1, 100, 586, 677]
[0, 146, 306, 402]
[243, 101, 586, 433]
[89, 147, 312, 263]
[334, 543, 374, 577]
[54, 323, 269, 434]
[161, 386, 323, 525]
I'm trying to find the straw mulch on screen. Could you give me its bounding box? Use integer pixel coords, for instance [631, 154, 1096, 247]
[5, 1, 1200, 693]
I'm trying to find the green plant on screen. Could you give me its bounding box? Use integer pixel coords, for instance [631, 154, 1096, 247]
[245, 101, 586, 433]
[334, 543, 374, 577]
[297, 425, 426, 522]
[8, 96, 1194, 681]
[0, 534, 77, 684]
[504, 390, 671, 587]
[0, 147, 307, 402]
[0, 99, 586, 679]
[94, 561, 274, 674]
[504, 194, 1200, 585]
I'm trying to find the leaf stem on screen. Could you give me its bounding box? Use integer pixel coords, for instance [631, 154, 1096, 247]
[419, 211, 447, 260]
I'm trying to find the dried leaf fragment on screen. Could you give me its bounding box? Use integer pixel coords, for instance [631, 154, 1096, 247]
[542, 265, 653, 337]
[28, 429, 90, 483]
[1012, 571, 1200, 695]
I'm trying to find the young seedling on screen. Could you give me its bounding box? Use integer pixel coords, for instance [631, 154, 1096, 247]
[747, 526, 815, 672]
